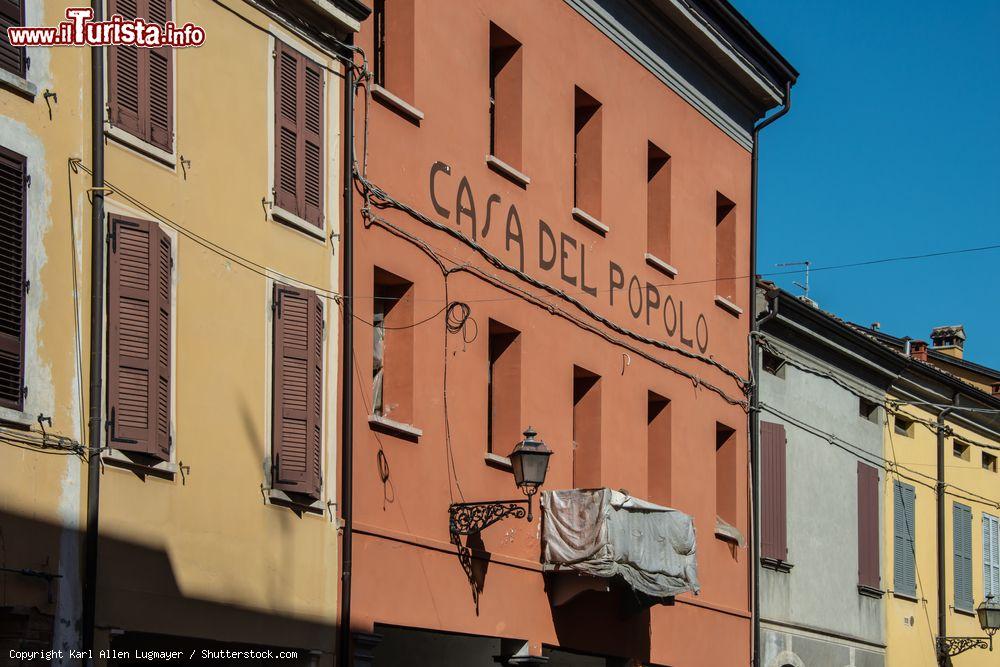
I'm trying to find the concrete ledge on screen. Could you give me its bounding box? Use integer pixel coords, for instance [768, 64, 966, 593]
[102, 449, 177, 480]
[486, 154, 530, 187]
[368, 414, 422, 440]
[371, 84, 424, 122]
[760, 556, 793, 573]
[857, 584, 884, 599]
[571, 207, 609, 235]
[0, 406, 36, 428]
[266, 487, 325, 516]
[271, 205, 327, 241]
[484, 451, 512, 470]
[106, 125, 176, 169]
[714, 294, 743, 316]
[0, 69, 37, 100]
[644, 253, 678, 278]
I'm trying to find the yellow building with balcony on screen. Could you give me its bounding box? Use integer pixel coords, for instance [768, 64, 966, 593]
[0, 1, 366, 662]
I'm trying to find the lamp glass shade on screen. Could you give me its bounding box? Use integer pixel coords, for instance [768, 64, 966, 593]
[977, 596, 1000, 632]
[508, 428, 552, 491]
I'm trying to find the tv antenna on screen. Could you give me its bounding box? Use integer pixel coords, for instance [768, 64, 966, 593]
[775, 260, 812, 300]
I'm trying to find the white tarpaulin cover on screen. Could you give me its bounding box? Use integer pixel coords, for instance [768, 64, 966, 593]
[540, 488, 700, 599]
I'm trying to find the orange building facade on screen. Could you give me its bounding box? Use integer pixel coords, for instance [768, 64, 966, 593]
[342, 1, 795, 664]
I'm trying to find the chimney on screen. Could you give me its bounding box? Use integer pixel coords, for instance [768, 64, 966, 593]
[930, 325, 966, 359]
[992, 382, 1000, 398]
[908, 340, 928, 362]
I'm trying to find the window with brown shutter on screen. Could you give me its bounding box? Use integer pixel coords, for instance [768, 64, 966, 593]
[272, 284, 323, 500]
[0, 146, 27, 411]
[857, 462, 880, 592]
[107, 216, 172, 460]
[760, 421, 787, 564]
[107, 0, 173, 152]
[274, 41, 324, 228]
[0, 1, 25, 78]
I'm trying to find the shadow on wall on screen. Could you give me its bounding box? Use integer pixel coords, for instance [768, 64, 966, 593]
[0, 510, 336, 661]
[548, 582, 652, 664]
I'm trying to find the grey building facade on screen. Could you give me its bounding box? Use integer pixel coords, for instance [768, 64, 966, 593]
[755, 285, 906, 667]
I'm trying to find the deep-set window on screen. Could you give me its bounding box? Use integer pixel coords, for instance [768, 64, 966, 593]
[573, 87, 602, 220]
[716, 422, 738, 526]
[762, 349, 786, 378]
[647, 392, 671, 505]
[107, 216, 172, 460]
[272, 284, 324, 500]
[893, 414, 914, 437]
[0, 1, 26, 78]
[983, 451, 998, 473]
[572, 366, 601, 488]
[646, 142, 672, 263]
[373, 268, 414, 424]
[715, 192, 737, 303]
[372, 0, 415, 103]
[274, 40, 325, 228]
[489, 23, 523, 171]
[108, 0, 174, 152]
[859, 397, 879, 423]
[953, 441, 970, 461]
[0, 146, 26, 411]
[487, 320, 521, 455]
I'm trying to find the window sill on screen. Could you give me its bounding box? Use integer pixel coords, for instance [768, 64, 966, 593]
[572, 207, 608, 235]
[953, 606, 976, 617]
[486, 155, 530, 188]
[102, 449, 176, 480]
[105, 125, 176, 169]
[0, 406, 35, 428]
[484, 452, 512, 470]
[714, 295, 743, 316]
[892, 591, 919, 603]
[266, 488, 325, 516]
[760, 557, 793, 573]
[644, 253, 678, 278]
[371, 84, 424, 123]
[858, 584, 884, 599]
[271, 206, 327, 242]
[0, 69, 37, 100]
[368, 414, 422, 441]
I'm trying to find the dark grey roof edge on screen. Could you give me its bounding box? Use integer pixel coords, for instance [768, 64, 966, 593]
[759, 284, 1000, 411]
[334, 0, 371, 22]
[855, 327, 1000, 382]
[694, 0, 798, 87]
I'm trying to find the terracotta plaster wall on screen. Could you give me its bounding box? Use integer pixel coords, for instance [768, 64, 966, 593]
[350, 0, 754, 664]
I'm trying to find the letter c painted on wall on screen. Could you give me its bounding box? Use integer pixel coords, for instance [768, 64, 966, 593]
[429, 161, 451, 218]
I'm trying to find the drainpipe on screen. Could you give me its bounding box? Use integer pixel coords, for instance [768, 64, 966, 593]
[936, 402, 955, 664]
[749, 80, 792, 667]
[81, 0, 105, 654]
[337, 37, 356, 667]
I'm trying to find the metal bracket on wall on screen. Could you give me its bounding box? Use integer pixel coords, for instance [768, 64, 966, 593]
[448, 500, 528, 536]
[937, 635, 991, 660]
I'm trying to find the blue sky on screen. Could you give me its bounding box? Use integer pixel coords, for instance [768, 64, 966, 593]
[734, 1, 1000, 368]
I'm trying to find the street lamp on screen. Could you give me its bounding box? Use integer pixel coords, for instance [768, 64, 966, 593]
[938, 595, 1000, 661]
[449, 428, 553, 536]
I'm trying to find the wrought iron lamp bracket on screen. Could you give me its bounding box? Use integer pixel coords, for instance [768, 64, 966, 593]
[937, 635, 992, 660]
[448, 500, 528, 536]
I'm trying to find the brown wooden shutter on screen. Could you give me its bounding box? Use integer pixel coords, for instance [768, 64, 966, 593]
[274, 42, 300, 215]
[0, 146, 27, 411]
[857, 461, 880, 589]
[272, 284, 323, 499]
[760, 421, 787, 562]
[0, 0, 25, 78]
[146, 0, 173, 152]
[302, 59, 324, 226]
[108, 0, 144, 139]
[108, 216, 171, 460]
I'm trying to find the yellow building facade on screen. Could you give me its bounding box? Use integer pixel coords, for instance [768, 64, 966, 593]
[883, 365, 1000, 667]
[0, 1, 365, 662]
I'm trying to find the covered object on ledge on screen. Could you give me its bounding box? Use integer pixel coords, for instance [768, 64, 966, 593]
[540, 488, 700, 602]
